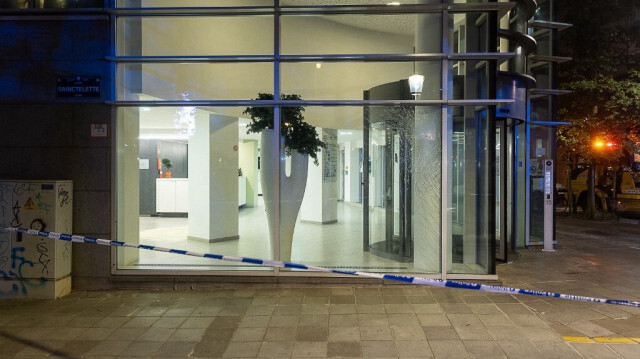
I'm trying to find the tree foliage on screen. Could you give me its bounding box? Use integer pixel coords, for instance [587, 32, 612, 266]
[557, 72, 640, 167]
[243, 93, 326, 165]
[557, 0, 640, 169]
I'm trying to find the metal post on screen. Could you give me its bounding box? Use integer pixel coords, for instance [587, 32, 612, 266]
[543, 160, 555, 251]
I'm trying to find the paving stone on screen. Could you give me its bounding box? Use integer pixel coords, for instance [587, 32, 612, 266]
[423, 326, 460, 340]
[180, 316, 215, 329]
[163, 307, 196, 317]
[192, 340, 229, 357]
[269, 315, 300, 327]
[257, 341, 294, 357]
[477, 314, 514, 327]
[329, 313, 358, 326]
[154, 341, 197, 357]
[468, 304, 503, 315]
[570, 343, 623, 358]
[385, 304, 415, 313]
[167, 328, 206, 341]
[327, 340, 362, 357]
[192, 306, 222, 316]
[519, 327, 564, 342]
[331, 295, 356, 304]
[151, 316, 186, 329]
[360, 326, 393, 340]
[231, 327, 267, 341]
[535, 341, 584, 358]
[121, 316, 159, 329]
[358, 313, 389, 326]
[299, 314, 329, 326]
[497, 303, 535, 315]
[106, 327, 146, 341]
[245, 305, 276, 316]
[508, 314, 553, 328]
[120, 340, 164, 356]
[274, 305, 302, 315]
[412, 304, 444, 314]
[407, 295, 438, 304]
[83, 340, 130, 356]
[455, 326, 495, 340]
[568, 321, 618, 337]
[395, 339, 433, 357]
[296, 326, 328, 341]
[303, 296, 329, 305]
[331, 287, 354, 296]
[13, 339, 65, 357]
[237, 315, 271, 328]
[264, 327, 298, 341]
[302, 304, 330, 314]
[447, 314, 484, 327]
[361, 340, 398, 357]
[428, 339, 470, 358]
[463, 340, 506, 358]
[328, 326, 361, 342]
[441, 303, 474, 314]
[45, 327, 86, 340]
[356, 295, 383, 305]
[329, 304, 357, 314]
[417, 314, 451, 327]
[497, 340, 542, 357]
[202, 327, 235, 341]
[357, 304, 386, 314]
[607, 343, 640, 359]
[223, 341, 262, 357]
[136, 327, 175, 341]
[391, 325, 426, 340]
[387, 313, 420, 327]
[291, 341, 327, 357]
[217, 306, 248, 316]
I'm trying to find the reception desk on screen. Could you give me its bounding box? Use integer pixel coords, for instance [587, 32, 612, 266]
[156, 177, 246, 213]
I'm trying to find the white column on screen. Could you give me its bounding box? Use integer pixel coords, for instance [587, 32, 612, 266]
[239, 140, 259, 207]
[301, 128, 338, 224]
[117, 107, 140, 266]
[413, 2, 442, 272]
[188, 113, 239, 242]
[349, 144, 362, 203]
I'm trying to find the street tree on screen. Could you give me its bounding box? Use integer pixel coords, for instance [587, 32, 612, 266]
[556, 0, 640, 218]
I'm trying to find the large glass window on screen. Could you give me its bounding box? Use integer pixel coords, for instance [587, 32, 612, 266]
[114, 2, 499, 276]
[448, 106, 494, 274]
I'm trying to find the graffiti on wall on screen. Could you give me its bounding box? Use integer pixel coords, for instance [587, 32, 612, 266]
[0, 247, 46, 296]
[0, 182, 71, 296]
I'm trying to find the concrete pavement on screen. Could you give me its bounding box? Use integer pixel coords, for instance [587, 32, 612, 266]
[1, 214, 639, 358]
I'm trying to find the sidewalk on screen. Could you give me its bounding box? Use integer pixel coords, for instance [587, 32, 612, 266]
[1, 215, 639, 358]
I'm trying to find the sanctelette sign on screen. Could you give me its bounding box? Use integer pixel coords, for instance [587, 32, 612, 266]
[56, 76, 101, 98]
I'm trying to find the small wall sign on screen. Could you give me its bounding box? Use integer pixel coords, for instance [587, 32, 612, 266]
[56, 76, 101, 98]
[90, 123, 108, 138]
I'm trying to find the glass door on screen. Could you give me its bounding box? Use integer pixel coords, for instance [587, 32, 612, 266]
[367, 119, 413, 262]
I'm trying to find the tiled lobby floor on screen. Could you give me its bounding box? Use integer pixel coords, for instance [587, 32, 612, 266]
[128, 200, 482, 275]
[1, 215, 639, 358]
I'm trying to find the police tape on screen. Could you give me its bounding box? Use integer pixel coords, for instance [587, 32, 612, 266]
[2, 225, 639, 308]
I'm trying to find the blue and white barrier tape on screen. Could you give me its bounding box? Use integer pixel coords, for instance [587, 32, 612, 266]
[2, 225, 639, 308]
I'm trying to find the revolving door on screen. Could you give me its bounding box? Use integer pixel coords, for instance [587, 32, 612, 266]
[364, 80, 414, 262]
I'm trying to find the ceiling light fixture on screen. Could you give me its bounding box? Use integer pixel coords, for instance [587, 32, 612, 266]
[387, 2, 401, 5]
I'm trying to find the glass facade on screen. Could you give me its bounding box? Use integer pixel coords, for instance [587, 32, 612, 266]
[113, 1, 513, 277]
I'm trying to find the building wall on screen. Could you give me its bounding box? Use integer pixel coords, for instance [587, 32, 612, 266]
[0, 16, 113, 288]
